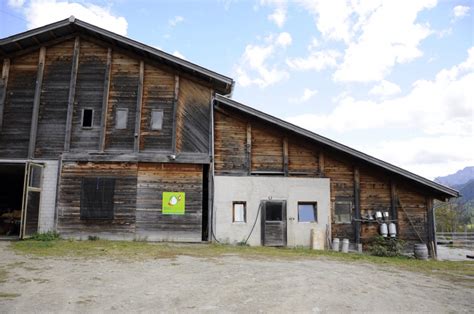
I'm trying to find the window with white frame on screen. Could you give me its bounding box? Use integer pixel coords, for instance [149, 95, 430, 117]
[233, 202, 246, 223]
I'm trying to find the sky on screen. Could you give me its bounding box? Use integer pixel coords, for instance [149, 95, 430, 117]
[0, 0, 473, 180]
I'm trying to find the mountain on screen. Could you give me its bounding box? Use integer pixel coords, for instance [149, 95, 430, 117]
[435, 166, 474, 187]
[453, 179, 474, 204]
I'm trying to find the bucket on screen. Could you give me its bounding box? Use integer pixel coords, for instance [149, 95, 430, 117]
[332, 238, 340, 251]
[341, 238, 349, 253]
[414, 243, 428, 260]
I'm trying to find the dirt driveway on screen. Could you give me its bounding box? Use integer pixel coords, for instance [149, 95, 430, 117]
[0, 241, 472, 313]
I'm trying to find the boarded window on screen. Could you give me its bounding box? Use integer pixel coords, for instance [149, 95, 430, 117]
[233, 202, 246, 223]
[265, 202, 283, 221]
[298, 202, 317, 222]
[115, 108, 128, 129]
[82, 109, 93, 128]
[335, 200, 352, 224]
[151, 109, 164, 130]
[80, 178, 115, 220]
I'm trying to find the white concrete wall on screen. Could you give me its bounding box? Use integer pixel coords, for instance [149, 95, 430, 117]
[214, 176, 330, 247]
[38, 160, 58, 232]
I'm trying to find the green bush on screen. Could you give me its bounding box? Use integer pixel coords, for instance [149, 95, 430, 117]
[368, 236, 405, 257]
[30, 231, 60, 241]
[88, 235, 100, 241]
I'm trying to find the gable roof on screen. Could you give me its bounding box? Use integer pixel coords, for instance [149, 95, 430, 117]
[0, 16, 234, 95]
[214, 94, 459, 199]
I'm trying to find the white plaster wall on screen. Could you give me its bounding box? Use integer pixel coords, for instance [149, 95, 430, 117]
[38, 160, 58, 232]
[214, 176, 330, 247]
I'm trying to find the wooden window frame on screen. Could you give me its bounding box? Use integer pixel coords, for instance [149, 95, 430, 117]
[115, 108, 128, 130]
[334, 200, 352, 224]
[232, 201, 246, 223]
[81, 108, 94, 129]
[150, 109, 164, 131]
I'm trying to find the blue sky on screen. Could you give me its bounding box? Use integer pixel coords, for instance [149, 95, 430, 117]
[1, 0, 473, 179]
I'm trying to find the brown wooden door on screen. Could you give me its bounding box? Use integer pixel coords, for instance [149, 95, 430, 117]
[20, 163, 43, 238]
[261, 200, 287, 246]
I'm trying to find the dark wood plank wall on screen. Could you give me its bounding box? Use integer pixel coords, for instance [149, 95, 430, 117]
[140, 64, 175, 151]
[175, 78, 212, 153]
[0, 51, 38, 158]
[214, 108, 433, 245]
[34, 39, 74, 158]
[70, 40, 108, 151]
[136, 163, 203, 240]
[104, 51, 139, 151]
[57, 162, 137, 236]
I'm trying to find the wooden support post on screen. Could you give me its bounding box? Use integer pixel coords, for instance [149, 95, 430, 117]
[283, 136, 288, 176]
[354, 167, 361, 244]
[246, 122, 252, 175]
[99, 48, 112, 152]
[319, 151, 325, 177]
[134, 60, 144, 152]
[426, 197, 437, 259]
[28, 47, 46, 158]
[390, 181, 398, 222]
[171, 75, 179, 154]
[0, 58, 10, 130]
[64, 37, 80, 151]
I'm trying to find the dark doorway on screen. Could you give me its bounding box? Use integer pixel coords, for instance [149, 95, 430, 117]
[0, 163, 25, 237]
[201, 164, 209, 241]
[261, 200, 287, 246]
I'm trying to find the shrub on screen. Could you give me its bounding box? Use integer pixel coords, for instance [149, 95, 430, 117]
[88, 235, 100, 241]
[368, 236, 405, 257]
[30, 231, 60, 241]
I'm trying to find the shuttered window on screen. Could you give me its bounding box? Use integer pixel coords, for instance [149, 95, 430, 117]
[80, 178, 115, 220]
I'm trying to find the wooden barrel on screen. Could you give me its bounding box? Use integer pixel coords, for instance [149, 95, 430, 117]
[414, 243, 428, 260]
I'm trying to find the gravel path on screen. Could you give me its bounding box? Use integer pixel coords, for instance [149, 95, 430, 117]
[0, 242, 472, 313]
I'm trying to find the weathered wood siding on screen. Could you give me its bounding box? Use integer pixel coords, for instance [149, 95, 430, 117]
[136, 163, 203, 241]
[214, 108, 432, 246]
[139, 64, 175, 151]
[70, 40, 108, 151]
[175, 78, 211, 153]
[0, 51, 38, 158]
[35, 40, 74, 158]
[104, 51, 139, 151]
[57, 162, 137, 237]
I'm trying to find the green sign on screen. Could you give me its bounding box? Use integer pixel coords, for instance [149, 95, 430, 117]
[162, 192, 185, 215]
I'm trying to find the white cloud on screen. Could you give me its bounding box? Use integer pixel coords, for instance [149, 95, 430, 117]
[172, 50, 186, 60]
[286, 49, 341, 71]
[7, 0, 25, 8]
[22, 0, 128, 36]
[235, 33, 291, 88]
[369, 80, 401, 97]
[168, 15, 184, 27]
[289, 88, 318, 103]
[286, 47, 474, 178]
[261, 0, 287, 27]
[453, 5, 470, 19]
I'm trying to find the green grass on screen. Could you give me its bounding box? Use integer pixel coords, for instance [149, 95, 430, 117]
[0, 292, 20, 299]
[11, 240, 474, 286]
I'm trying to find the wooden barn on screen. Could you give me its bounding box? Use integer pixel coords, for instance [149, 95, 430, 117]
[0, 18, 458, 256]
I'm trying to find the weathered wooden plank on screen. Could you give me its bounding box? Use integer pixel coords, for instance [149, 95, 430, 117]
[172, 75, 179, 154]
[99, 48, 112, 152]
[354, 167, 361, 244]
[283, 136, 288, 176]
[0, 58, 10, 130]
[319, 151, 325, 176]
[246, 122, 252, 175]
[64, 37, 80, 151]
[134, 60, 144, 152]
[28, 46, 46, 158]
[390, 181, 398, 222]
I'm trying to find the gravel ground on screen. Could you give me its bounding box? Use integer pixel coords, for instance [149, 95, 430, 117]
[437, 245, 474, 261]
[0, 242, 472, 313]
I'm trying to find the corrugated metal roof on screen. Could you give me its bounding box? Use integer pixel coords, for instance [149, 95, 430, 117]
[214, 94, 459, 198]
[0, 16, 234, 95]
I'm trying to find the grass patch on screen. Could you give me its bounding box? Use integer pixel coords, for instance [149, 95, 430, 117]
[0, 269, 8, 283]
[10, 240, 474, 285]
[0, 292, 20, 299]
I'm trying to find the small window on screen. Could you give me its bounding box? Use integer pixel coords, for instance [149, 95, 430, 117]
[233, 202, 246, 223]
[298, 202, 317, 222]
[335, 200, 352, 223]
[82, 109, 93, 128]
[80, 177, 115, 220]
[265, 202, 283, 221]
[151, 109, 164, 130]
[115, 108, 128, 129]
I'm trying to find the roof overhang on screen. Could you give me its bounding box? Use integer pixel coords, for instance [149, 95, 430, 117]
[0, 16, 234, 95]
[214, 94, 459, 199]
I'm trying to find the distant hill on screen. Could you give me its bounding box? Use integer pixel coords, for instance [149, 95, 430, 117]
[435, 166, 474, 187]
[453, 179, 474, 204]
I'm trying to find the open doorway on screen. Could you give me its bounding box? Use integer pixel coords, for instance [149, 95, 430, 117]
[0, 163, 25, 237]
